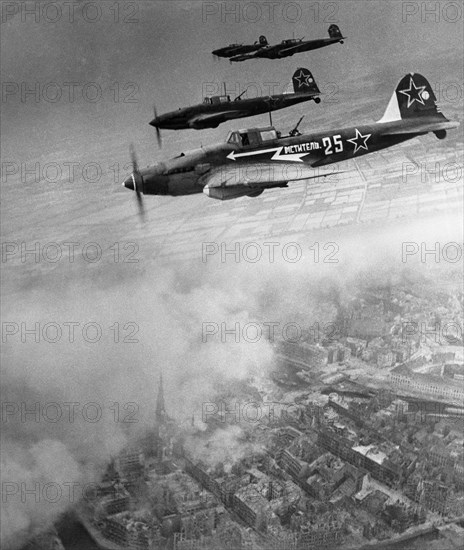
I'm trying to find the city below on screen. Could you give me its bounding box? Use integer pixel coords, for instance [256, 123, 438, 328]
[24, 277, 464, 550]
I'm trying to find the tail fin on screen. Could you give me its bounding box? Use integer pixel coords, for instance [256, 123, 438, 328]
[292, 68, 320, 94]
[258, 35, 268, 46]
[378, 73, 446, 123]
[328, 24, 342, 39]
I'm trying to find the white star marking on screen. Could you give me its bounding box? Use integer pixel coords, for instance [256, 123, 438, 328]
[398, 77, 427, 109]
[294, 70, 312, 87]
[347, 129, 371, 154]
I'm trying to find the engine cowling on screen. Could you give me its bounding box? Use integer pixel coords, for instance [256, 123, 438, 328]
[246, 189, 264, 198]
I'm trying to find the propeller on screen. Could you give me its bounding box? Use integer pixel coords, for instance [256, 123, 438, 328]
[129, 144, 145, 221]
[153, 104, 162, 147]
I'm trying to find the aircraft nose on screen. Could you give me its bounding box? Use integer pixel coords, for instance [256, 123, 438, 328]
[149, 117, 159, 128]
[122, 174, 135, 190]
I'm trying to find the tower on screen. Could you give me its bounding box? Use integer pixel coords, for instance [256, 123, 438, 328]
[154, 372, 168, 461]
[156, 372, 166, 425]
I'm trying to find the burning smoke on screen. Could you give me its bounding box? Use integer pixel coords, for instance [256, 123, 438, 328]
[1, 211, 462, 548]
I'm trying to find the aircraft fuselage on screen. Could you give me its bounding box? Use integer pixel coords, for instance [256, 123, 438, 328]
[137, 121, 424, 197]
[152, 93, 320, 130]
[230, 37, 344, 62]
[125, 73, 458, 203]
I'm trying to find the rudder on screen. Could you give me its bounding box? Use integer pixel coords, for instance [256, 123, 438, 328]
[292, 68, 320, 94]
[328, 24, 342, 38]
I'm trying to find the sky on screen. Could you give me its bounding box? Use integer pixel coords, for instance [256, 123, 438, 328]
[1, 1, 463, 548]
[1, 0, 463, 164]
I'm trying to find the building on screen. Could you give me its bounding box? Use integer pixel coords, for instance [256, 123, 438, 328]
[94, 490, 131, 520]
[377, 350, 395, 368]
[419, 480, 451, 515]
[390, 365, 464, 404]
[103, 510, 155, 549]
[292, 512, 346, 548]
[231, 485, 276, 530]
[277, 341, 328, 368]
[276, 449, 308, 480]
[327, 344, 351, 364]
[345, 337, 367, 357]
[317, 429, 403, 487]
[117, 450, 145, 481]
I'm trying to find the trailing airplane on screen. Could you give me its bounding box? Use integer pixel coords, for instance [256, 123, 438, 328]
[212, 35, 268, 58]
[123, 73, 458, 217]
[230, 25, 345, 62]
[149, 68, 321, 140]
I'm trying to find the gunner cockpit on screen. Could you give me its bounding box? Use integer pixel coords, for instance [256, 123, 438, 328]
[226, 127, 279, 148]
[203, 95, 231, 105]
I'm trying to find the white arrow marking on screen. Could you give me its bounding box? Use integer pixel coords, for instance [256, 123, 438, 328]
[271, 147, 309, 163]
[227, 146, 310, 163]
[226, 148, 278, 161]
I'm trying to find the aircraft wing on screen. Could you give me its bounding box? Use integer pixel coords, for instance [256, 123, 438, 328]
[190, 111, 250, 127]
[199, 163, 334, 200]
[230, 45, 276, 61]
[230, 51, 260, 61]
[277, 43, 306, 55]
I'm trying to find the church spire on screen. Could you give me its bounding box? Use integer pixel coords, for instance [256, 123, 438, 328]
[156, 372, 166, 423]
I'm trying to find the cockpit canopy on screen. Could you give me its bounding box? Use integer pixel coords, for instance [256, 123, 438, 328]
[203, 95, 231, 105]
[226, 127, 279, 148]
[281, 38, 300, 45]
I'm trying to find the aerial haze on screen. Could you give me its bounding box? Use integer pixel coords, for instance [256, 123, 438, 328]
[1, 1, 463, 549]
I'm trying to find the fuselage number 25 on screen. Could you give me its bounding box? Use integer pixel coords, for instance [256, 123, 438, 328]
[322, 134, 343, 155]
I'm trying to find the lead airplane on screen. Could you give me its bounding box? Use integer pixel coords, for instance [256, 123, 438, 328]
[149, 68, 321, 139]
[230, 25, 345, 62]
[212, 35, 268, 58]
[123, 73, 458, 216]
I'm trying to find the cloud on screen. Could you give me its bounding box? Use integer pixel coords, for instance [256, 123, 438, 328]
[2, 206, 462, 548]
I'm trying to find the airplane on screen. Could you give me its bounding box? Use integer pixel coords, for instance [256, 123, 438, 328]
[230, 25, 345, 62]
[149, 68, 321, 139]
[123, 73, 458, 217]
[212, 35, 268, 58]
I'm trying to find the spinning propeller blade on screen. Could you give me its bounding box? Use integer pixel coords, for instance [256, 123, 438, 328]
[153, 104, 162, 147]
[129, 144, 145, 221]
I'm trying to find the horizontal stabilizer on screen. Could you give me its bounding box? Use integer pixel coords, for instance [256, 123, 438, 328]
[380, 120, 459, 135]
